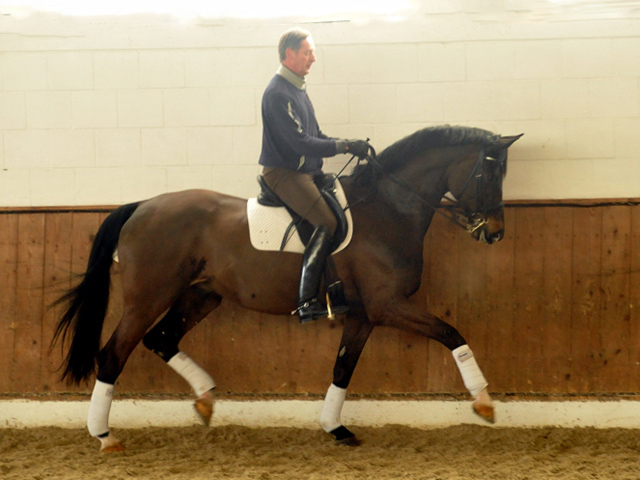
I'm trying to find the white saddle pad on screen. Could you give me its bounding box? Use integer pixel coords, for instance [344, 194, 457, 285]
[247, 181, 353, 254]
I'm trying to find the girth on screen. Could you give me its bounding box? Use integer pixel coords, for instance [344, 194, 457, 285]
[256, 174, 348, 252]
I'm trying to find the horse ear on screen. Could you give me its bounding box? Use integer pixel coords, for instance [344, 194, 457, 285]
[497, 133, 523, 149]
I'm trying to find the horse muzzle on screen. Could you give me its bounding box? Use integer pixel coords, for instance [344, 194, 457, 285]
[467, 215, 504, 245]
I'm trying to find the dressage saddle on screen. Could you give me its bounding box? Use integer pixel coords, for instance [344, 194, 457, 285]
[256, 173, 349, 252]
[256, 173, 350, 319]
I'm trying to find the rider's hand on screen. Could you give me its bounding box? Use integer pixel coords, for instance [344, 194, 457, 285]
[345, 139, 369, 159]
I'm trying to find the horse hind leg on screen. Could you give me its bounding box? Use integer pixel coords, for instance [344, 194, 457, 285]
[89, 308, 160, 452]
[143, 285, 222, 425]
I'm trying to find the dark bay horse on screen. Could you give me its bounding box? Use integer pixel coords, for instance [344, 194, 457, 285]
[52, 125, 522, 452]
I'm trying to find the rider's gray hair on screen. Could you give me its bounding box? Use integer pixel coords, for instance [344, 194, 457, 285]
[278, 28, 311, 62]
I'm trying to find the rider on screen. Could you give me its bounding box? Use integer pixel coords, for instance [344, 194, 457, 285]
[259, 28, 369, 323]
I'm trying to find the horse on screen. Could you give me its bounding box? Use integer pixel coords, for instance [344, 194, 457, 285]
[51, 125, 522, 452]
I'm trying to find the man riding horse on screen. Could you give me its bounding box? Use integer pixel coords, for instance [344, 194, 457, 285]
[51, 28, 523, 453]
[259, 28, 369, 323]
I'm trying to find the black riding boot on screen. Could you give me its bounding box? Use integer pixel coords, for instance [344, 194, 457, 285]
[296, 226, 333, 323]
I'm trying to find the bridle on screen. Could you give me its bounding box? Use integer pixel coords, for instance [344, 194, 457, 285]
[346, 144, 506, 235]
[440, 150, 506, 234]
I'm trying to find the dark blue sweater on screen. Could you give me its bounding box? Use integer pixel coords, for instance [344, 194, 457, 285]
[259, 71, 337, 174]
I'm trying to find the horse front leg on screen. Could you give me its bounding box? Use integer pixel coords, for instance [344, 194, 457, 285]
[372, 301, 494, 424]
[320, 313, 373, 445]
[451, 344, 493, 423]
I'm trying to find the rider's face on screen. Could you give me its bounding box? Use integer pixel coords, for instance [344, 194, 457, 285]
[284, 37, 316, 77]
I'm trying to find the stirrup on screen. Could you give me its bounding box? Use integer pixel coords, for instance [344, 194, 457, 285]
[293, 298, 328, 324]
[325, 291, 348, 320]
[326, 281, 349, 319]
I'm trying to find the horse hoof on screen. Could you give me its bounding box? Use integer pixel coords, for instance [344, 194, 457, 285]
[336, 435, 362, 447]
[194, 393, 214, 426]
[329, 426, 361, 446]
[473, 403, 495, 424]
[98, 433, 125, 453]
[101, 442, 125, 453]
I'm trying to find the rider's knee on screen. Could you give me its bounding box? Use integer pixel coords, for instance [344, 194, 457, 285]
[316, 214, 337, 236]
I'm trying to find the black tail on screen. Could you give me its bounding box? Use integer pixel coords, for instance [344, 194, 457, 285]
[51, 202, 141, 385]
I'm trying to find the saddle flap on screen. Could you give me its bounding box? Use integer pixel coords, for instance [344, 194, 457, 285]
[255, 173, 348, 250]
[247, 176, 353, 255]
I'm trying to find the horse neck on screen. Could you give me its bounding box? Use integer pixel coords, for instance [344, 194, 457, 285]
[391, 148, 451, 202]
[344, 152, 451, 238]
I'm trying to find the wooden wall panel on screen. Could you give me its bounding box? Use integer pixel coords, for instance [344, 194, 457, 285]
[42, 213, 74, 392]
[630, 208, 640, 388]
[1, 203, 639, 397]
[570, 208, 603, 393]
[599, 206, 632, 391]
[202, 303, 239, 394]
[540, 207, 574, 393]
[483, 207, 516, 392]
[0, 215, 18, 392]
[512, 207, 546, 391]
[13, 214, 46, 392]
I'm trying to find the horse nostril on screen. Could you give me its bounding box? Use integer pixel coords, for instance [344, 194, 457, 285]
[491, 231, 503, 243]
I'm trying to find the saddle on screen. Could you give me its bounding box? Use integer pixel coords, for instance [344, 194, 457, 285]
[256, 173, 349, 252]
[255, 173, 350, 316]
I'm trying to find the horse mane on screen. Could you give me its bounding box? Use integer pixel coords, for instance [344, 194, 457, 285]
[350, 125, 499, 182]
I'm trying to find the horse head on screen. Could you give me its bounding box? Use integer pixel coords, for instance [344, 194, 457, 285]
[446, 134, 523, 245]
[348, 126, 522, 245]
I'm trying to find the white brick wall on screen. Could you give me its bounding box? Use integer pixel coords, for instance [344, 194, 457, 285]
[95, 129, 141, 167]
[1, 2, 639, 206]
[94, 52, 139, 89]
[0, 92, 26, 129]
[48, 52, 94, 90]
[73, 91, 119, 128]
[117, 90, 164, 128]
[26, 91, 73, 129]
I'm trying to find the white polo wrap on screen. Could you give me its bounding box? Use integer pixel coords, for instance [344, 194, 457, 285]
[167, 352, 216, 397]
[452, 344, 488, 397]
[319, 384, 347, 433]
[87, 380, 114, 437]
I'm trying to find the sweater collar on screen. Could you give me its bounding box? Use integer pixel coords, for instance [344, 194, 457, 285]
[277, 64, 306, 90]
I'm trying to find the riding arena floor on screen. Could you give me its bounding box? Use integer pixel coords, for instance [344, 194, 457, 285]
[1, 424, 638, 479]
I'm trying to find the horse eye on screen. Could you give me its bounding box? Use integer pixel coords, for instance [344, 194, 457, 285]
[484, 159, 499, 177]
[484, 155, 506, 180]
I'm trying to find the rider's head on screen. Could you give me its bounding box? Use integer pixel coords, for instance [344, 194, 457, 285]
[279, 28, 316, 78]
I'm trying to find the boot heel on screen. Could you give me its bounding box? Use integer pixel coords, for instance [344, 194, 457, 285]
[296, 298, 328, 323]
